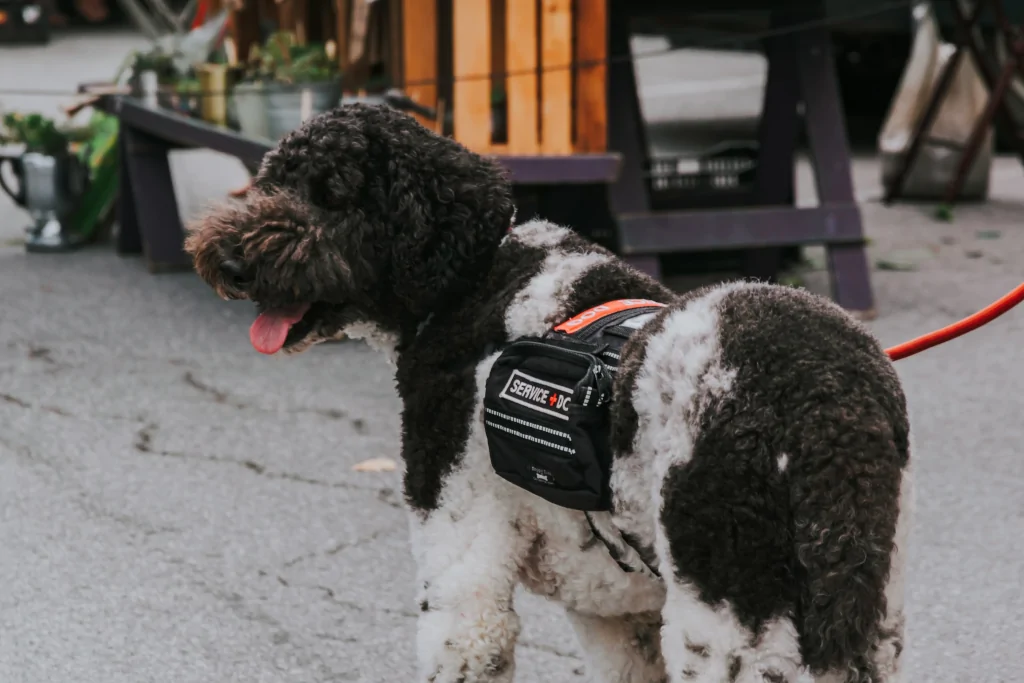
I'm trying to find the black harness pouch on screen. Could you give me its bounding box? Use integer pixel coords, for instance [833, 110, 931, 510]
[483, 300, 665, 511]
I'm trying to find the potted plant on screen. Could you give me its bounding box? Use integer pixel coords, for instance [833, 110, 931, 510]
[0, 112, 92, 156]
[233, 31, 342, 141]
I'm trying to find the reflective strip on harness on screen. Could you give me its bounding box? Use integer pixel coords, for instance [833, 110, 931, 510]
[484, 420, 577, 455]
[484, 408, 573, 441]
[553, 299, 667, 335]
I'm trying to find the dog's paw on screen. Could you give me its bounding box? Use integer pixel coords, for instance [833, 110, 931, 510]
[674, 650, 801, 683]
[417, 600, 520, 683]
[423, 639, 515, 683]
[425, 651, 513, 683]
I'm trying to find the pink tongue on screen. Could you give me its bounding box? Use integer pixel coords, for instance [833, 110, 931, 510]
[249, 303, 312, 355]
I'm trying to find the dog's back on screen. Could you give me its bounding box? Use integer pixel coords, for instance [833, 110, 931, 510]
[612, 281, 910, 683]
[490, 222, 910, 681]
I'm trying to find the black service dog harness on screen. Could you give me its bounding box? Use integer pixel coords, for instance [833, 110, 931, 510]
[484, 299, 667, 578]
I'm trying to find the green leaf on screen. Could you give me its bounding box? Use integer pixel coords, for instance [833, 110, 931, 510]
[933, 204, 954, 222]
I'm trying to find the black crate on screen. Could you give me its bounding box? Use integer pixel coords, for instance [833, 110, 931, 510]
[646, 141, 759, 210]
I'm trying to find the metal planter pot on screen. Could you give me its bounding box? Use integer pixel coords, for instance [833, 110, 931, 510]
[233, 81, 271, 141]
[264, 80, 342, 140]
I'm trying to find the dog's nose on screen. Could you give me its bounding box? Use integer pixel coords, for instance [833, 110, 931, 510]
[220, 259, 250, 288]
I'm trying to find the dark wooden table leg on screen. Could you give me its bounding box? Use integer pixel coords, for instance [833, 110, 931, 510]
[116, 127, 143, 256]
[943, 56, 1017, 203]
[606, 0, 660, 280]
[798, 22, 876, 317]
[942, 0, 1024, 204]
[882, 0, 984, 205]
[952, 0, 1024, 167]
[746, 10, 803, 282]
[121, 124, 191, 273]
[882, 49, 966, 204]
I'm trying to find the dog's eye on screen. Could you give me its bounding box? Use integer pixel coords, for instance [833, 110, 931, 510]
[220, 259, 250, 288]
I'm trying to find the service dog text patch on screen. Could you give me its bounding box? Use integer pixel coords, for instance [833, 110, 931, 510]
[499, 370, 573, 420]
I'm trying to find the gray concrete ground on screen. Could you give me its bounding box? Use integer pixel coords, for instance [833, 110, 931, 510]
[2, 29, 1024, 683]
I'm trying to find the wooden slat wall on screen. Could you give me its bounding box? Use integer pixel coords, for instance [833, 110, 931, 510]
[452, 0, 492, 153]
[294, 0, 309, 43]
[276, 0, 294, 33]
[539, 0, 572, 154]
[401, 0, 438, 128]
[488, 0, 508, 153]
[505, 0, 539, 154]
[343, 0, 372, 88]
[574, 0, 607, 152]
[336, 0, 351, 73]
[397, 0, 604, 155]
[231, 0, 262, 63]
[388, 0, 404, 90]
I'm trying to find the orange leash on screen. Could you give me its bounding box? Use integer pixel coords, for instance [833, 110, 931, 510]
[885, 283, 1024, 361]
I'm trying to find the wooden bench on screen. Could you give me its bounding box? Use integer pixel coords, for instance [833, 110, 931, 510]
[102, 96, 620, 272]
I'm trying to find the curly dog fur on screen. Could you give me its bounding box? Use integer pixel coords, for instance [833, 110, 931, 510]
[186, 104, 912, 683]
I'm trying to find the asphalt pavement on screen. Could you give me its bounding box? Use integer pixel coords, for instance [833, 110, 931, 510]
[1, 28, 1023, 683]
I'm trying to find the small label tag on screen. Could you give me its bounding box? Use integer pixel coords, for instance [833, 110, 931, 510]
[554, 299, 666, 335]
[530, 465, 555, 485]
[499, 370, 573, 421]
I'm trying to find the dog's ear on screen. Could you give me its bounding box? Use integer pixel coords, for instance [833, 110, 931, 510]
[386, 153, 514, 317]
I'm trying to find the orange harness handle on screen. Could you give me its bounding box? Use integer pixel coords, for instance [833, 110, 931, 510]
[885, 283, 1024, 361]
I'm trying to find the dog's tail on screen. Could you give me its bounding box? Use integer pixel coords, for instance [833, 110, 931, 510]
[791, 405, 907, 682]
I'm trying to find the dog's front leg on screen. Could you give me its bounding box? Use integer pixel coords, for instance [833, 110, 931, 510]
[566, 610, 667, 683]
[410, 485, 527, 683]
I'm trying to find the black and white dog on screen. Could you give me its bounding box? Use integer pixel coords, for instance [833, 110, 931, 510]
[186, 104, 911, 683]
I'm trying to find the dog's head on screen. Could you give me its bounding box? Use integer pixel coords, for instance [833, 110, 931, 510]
[185, 103, 515, 355]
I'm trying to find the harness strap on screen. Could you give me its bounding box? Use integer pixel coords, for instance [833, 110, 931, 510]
[584, 511, 662, 581]
[553, 299, 667, 337]
[550, 301, 669, 581]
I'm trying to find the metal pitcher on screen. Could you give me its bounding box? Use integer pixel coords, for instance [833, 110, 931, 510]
[0, 150, 89, 252]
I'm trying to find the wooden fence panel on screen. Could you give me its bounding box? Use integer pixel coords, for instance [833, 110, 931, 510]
[452, 0, 493, 153]
[574, 0, 607, 152]
[401, 0, 438, 129]
[539, 0, 572, 154]
[505, 0, 539, 154]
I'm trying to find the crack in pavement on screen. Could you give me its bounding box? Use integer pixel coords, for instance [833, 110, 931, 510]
[264, 567, 582, 661]
[182, 371, 367, 432]
[281, 528, 392, 569]
[270, 575, 419, 620]
[376, 487, 403, 510]
[1, 392, 30, 408]
[0, 432, 62, 472]
[1, 341, 72, 375]
[1, 390, 146, 424]
[183, 371, 234, 404]
[133, 424, 396, 501]
[7, 337, 192, 369]
[183, 574, 353, 681]
[0, 433, 181, 538]
[518, 640, 583, 661]
[27, 344, 59, 366]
